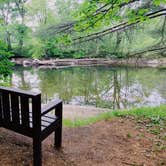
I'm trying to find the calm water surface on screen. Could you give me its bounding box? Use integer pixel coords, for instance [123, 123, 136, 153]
[11, 66, 166, 109]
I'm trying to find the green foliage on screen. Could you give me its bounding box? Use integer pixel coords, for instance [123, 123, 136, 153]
[14, 24, 29, 41]
[28, 38, 45, 59]
[0, 40, 13, 80]
[55, 0, 79, 23]
[0, 0, 166, 59]
[44, 38, 62, 58]
[73, 50, 85, 58]
[114, 105, 166, 120]
[153, 0, 166, 5]
[75, 0, 166, 32]
[41, 37, 85, 58]
[27, 0, 56, 26]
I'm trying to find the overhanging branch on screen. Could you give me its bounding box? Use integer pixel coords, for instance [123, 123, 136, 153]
[72, 9, 166, 44]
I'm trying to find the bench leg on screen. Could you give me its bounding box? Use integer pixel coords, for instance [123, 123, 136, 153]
[33, 138, 42, 166]
[54, 125, 62, 149]
[54, 103, 62, 149]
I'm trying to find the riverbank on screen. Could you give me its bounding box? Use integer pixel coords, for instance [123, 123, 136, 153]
[63, 105, 166, 127]
[0, 105, 165, 165]
[11, 57, 166, 68]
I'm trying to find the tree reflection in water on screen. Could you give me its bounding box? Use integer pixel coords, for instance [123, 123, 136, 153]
[11, 66, 166, 109]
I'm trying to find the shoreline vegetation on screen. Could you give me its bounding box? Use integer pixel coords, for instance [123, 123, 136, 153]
[11, 57, 166, 68]
[63, 105, 166, 127]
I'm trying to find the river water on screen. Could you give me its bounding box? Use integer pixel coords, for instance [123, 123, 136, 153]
[11, 66, 166, 109]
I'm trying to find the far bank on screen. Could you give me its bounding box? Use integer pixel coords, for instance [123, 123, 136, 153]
[11, 58, 166, 68]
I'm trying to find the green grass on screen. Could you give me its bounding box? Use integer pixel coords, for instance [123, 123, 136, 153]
[113, 105, 166, 119]
[63, 105, 166, 127]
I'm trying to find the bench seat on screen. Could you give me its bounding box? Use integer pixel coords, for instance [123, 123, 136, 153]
[8, 111, 58, 130]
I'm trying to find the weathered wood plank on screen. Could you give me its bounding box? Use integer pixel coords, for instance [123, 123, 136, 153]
[0, 86, 40, 97]
[11, 93, 20, 125]
[32, 94, 41, 130]
[41, 99, 62, 116]
[21, 96, 30, 127]
[0, 92, 2, 121]
[2, 91, 10, 123]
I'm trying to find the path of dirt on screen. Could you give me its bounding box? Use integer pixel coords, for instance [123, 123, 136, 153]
[0, 117, 165, 166]
[63, 105, 110, 120]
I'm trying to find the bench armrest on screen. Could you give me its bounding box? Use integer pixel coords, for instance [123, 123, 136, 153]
[41, 99, 62, 116]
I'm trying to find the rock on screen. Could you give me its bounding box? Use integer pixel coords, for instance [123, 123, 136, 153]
[32, 59, 41, 66]
[23, 60, 32, 67]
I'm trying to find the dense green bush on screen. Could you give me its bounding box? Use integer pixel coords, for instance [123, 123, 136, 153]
[44, 39, 63, 58]
[43, 38, 86, 59]
[12, 46, 31, 58]
[0, 40, 13, 78]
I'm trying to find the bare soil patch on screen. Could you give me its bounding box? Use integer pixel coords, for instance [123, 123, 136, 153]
[63, 105, 109, 120]
[0, 117, 165, 166]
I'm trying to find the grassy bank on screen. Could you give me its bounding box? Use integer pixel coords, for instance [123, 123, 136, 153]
[63, 105, 166, 127]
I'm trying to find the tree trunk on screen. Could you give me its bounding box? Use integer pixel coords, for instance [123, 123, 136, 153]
[6, 31, 12, 51]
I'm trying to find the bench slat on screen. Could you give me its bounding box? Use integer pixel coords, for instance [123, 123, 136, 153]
[0, 86, 40, 97]
[11, 93, 20, 125]
[21, 96, 30, 128]
[0, 93, 2, 120]
[41, 99, 62, 116]
[2, 91, 10, 123]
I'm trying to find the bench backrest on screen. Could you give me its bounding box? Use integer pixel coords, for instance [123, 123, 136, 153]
[0, 86, 41, 135]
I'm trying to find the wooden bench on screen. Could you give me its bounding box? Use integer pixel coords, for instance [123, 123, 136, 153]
[0, 86, 63, 166]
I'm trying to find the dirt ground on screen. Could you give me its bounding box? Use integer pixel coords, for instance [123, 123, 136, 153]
[63, 105, 109, 120]
[0, 117, 165, 166]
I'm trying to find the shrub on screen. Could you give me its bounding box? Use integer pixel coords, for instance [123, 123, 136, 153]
[0, 40, 13, 78]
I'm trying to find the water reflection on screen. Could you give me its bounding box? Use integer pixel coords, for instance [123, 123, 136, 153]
[11, 66, 166, 109]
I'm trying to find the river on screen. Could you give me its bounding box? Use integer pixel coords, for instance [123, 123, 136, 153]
[11, 66, 166, 109]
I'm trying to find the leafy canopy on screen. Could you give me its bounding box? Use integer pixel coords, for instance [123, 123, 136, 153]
[74, 0, 166, 31]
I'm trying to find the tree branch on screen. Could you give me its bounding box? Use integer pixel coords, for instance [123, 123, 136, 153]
[72, 9, 166, 44]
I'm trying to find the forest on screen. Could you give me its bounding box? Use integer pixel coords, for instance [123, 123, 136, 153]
[0, 0, 166, 64]
[0, 1, 166, 166]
